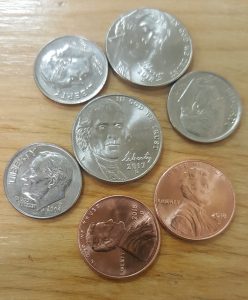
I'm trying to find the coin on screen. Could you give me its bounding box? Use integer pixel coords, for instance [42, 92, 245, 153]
[78, 195, 160, 279]
[154, 160, 235, 240]
[167, 71, 242, 142]
[4, 143, 82, 219]
[34, 35, 108, 104]
[106, 8, 192, 86]
[72, 94, 163, 183]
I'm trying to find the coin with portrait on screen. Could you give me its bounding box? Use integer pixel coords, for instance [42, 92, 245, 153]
[4, 143, 82, 218]
[167, 71, 242, 142]
[34, 36, 108, 104]
[72, 94, 163, 183]
[78, 195, 160, 279]
[106, 8, 192, 86]
[154, 160, 236, 240]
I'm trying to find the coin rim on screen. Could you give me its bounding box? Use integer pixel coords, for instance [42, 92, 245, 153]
[78, 194, 161, 279]
[34, 35, 109, 105]
[154, 159, 236, 241]
[71, 94, 163, 183]
[4, 142, 83, 219]
[105, 8, 193, 87]
[167, 71, 242, 143]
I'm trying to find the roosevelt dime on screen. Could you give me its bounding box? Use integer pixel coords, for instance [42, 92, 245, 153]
[154, 160, 236, 240]
[167, 71, 242, 142]
[78, 195, 160, 279]
[4, 143, 82, 219]
[106, 8, 192, 86]
[72, 94, 162, 183]
[34, 36, 108, 104]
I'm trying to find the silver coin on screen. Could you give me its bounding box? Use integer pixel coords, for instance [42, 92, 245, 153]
[167, 71, 242, 143]
[72, 94, 163, 183]
[34, 36, 108, 104]
[4, 143, 82, 219]
[106, 8, 192, 87]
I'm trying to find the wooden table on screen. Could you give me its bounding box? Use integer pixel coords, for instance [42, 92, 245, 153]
[0, 1, 247, 299]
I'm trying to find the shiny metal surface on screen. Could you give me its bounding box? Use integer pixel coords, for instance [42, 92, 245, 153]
[167, 71, 242, 142]
[106, 8, 192, 86]
[34, 35, 108, 104]
[72, 94, 163, 183]
[78, 195, 160, 279]
[154, 160, 236, 240]
[4, 143, 82, 218]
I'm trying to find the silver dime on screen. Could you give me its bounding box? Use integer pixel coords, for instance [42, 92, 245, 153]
[34, 36, 108, 104]
[72, 95, 163, 183]
[167, 71, 242, 143]
[106, 8, 192, 87]
[4, 143, 82, 219]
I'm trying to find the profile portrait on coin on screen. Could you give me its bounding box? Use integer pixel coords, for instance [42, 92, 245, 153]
[75, 98, 131, 181]
[178, 77, 226, 138]
[86, 216, 156, 261]
[168, 168, 218, 238]
[108, 8, 171, 83]
[20, 151, 73, 211]
[40, 43, 93, 88]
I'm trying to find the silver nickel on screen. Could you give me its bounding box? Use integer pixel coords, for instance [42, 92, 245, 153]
[106, 8, 192, 87]
[72, 95, 163, 183]
[4, 143, 82, 219]
[167, 71, 242, 143]
[34, 36, 108, 104]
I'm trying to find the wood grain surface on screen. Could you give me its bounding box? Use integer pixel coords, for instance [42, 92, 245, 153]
[0, 1, 247, 299]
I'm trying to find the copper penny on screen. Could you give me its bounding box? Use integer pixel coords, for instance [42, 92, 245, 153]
[78, 195, 160, 279]
[154, 160, 235, 240]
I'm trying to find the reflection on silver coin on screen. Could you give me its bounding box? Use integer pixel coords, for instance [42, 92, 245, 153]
[167, 71, 242, 143]
[72, 95, 162, 182]
[34, 36, 108, 104]
[4, 143, 82, 218]
[106, 8, 192, 87]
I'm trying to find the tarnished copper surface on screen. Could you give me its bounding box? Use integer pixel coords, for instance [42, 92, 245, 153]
[78, 195, 160, 279]
[154, 160, 235, 240]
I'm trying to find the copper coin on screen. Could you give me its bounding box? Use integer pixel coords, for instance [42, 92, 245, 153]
[78, 195, 160, 279]
[154, 160, 235, 240]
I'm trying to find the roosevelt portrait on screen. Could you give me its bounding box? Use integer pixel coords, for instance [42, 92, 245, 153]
[20, 151, 73, 210]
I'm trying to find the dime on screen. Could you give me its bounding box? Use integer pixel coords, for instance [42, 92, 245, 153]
[167, 71, 242, 142]
[154, 160, 235, 240]
[34, 36, 108, 104]
[4, 143, 82, 219]
[106, 8, 192, 86]
[72, 94, 163, 183]
[78, 195, 160, 279]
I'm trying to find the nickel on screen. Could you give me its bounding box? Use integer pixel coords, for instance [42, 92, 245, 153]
[106, 8, 192, 86]
[72, 94, 163, 183]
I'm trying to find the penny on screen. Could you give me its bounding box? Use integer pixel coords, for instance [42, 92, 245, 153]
[78, 195, 160, 279]
[106, 8, 192, 86]
[34, 35, 108, 104]
[154, 160, 235, 240]
[4, 143, 82, 219]
[72, 94, 162, 183]
[167, 71, 242, 142]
